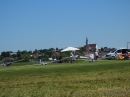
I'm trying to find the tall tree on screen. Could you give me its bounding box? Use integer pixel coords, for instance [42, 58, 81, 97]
[17, 50, 21, 57]
[101, 47, 104, 52]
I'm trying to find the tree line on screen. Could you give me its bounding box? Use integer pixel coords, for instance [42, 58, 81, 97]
[0, 46, 111, 62]
[0, 47, 86, 62]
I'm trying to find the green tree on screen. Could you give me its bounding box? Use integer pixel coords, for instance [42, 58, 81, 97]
[1, 52, 6, 57]
[56, 47, 59, 51]
[17, 50, 21, 57]
[60, 52, 68, 57]
[12, 54, 16, 60]
[101, 47, 104, 52]
[1, 52, 10, 57]
[33, 49, 38, 54]
[0, 56, 3, 61]
[28, 50, 32, 54]
[21, 50, 28, 54]
[43, 54, 49, 61]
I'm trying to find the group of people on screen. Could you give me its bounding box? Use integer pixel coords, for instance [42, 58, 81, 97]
[69, 50, 99, 63]
[52, 50, 99, 64]
[88, 51, 99, 62]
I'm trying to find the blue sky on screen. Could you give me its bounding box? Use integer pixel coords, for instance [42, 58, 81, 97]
[0, 0, 130, 52]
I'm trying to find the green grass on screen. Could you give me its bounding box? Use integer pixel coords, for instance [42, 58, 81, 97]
[0, 60, 130, 97]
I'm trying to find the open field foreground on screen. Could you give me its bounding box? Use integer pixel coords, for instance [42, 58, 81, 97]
[0, 60, 130, 97]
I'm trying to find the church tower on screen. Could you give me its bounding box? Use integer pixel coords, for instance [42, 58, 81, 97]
[86, 37, 89, 50]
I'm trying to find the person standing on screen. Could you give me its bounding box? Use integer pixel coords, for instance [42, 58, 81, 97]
[73, 51, 77, 61]
[95, 51, 98, 60]
[90, 54, 94, 62]
[124, 51, 128, 60]
[70, 51, 74, 63]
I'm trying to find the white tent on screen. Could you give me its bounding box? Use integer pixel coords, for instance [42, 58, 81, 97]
[61, 46, 80, 52]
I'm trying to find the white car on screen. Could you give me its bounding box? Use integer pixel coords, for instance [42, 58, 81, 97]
[106, 48, 130, 60]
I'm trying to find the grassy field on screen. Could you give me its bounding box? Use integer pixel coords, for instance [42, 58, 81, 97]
[0, 60, 130, 97]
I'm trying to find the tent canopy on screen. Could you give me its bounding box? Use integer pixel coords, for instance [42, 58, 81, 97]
[61, 46, 80, 52]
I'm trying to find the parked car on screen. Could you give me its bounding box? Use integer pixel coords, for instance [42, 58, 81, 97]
[106, 48, 130, 60]
[5, 62, 11, 66]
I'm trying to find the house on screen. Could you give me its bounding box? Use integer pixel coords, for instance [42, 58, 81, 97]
[85, 37, 98, 52]
[4, 57, 15, 61]
[32, 54, 39, 58]
[103, 47, 110, 52]
[88, 44, 98, 52]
